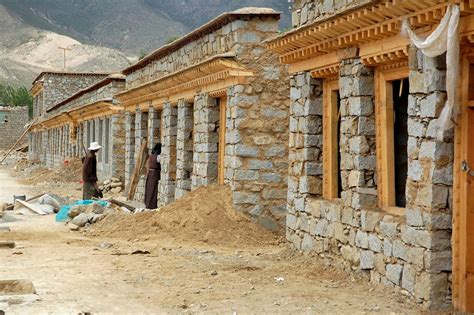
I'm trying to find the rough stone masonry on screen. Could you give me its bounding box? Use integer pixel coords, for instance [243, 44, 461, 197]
[0, 106, 28, 150]
[272, 0, 456, 310]
[120, 8, 289, 229]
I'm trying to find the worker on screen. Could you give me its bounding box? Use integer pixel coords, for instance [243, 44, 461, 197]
[82, 142, 103, 200]
[144, 143, 161, 209]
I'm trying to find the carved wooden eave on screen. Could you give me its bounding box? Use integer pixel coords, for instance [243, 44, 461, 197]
[30, 82, 44, 97]
[115, 56, 254, 110]
[267, 0, 474, 74]
[30, 99, 120, 131]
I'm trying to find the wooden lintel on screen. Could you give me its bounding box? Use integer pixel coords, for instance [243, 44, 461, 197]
[289, 51, 339, 74]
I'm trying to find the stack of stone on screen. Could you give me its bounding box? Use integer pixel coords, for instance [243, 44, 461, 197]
[99, 177, 123, 194]
[67, 203, 115, 230]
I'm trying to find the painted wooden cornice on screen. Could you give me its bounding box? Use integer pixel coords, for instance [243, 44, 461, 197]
[267, 0, 474, 74]
[115, 55, 253, 110]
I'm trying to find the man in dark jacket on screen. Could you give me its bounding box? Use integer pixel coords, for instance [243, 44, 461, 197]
[83, 142, 102, 200]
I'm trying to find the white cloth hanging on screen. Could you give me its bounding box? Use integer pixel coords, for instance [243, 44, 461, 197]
[401, 4, 460, 140]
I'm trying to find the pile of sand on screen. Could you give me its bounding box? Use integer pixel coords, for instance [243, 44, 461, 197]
[91, 185, 283, 247]
[20, 158, 83, 185]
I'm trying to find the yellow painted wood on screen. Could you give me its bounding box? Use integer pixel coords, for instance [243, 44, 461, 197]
[218, 97, 227, 185]
[323, 78, 340, 200]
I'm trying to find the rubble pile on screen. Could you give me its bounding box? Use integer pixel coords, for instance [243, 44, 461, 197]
[99, 177, 123, 194]
[66, 202, 116, 230]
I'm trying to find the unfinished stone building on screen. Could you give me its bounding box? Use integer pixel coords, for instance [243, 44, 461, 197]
[29, 74, 126, 179]
[268, 0, 474, 311]
[115, 8, 289, 228]
[0, 106, 29, 150]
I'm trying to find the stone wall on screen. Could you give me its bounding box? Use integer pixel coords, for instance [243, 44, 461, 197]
[34, 73, 108, 118]
[48, 80, 125, 117]
[0, 107, 28, 150]
[124, 12, 290, 225]
[291, 0, 374, 28]
[285, 52, 453, 309]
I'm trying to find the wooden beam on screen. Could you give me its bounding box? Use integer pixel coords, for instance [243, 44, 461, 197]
[126, 140, 148, 200]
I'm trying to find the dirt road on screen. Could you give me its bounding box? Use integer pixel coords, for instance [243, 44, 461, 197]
[0, 168, 34, 205]
[0, 218, 420, 313]
[0, 164, 420, 313]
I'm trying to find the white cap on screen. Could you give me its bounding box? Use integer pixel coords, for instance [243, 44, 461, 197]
[88, 142, 102, 151]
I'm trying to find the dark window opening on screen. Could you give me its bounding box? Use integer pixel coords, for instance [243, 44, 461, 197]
[335, 90, 343, 198]
[392, 79, 409, 208]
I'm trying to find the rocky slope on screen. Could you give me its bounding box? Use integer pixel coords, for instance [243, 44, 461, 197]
[0, 0, 289, 86]
[0, 4, 132, 86]
[0, 0, 290, 54]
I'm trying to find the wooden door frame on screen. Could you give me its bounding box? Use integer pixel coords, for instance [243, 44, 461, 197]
[218, 97, 227, 185]
[322, 77, 341, 200]
[453, 52, 474, 312]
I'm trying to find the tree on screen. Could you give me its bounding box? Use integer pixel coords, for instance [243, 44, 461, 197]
[0, 84, 33, 118]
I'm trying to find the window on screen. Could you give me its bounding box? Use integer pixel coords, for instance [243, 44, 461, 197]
[375, 67, 409, 214]
[323, 79, 342, 199]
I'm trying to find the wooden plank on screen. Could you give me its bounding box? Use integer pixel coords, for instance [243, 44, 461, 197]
[218, 97, 227, 185]
[126, 140, 148, 200]
[13, 199, 47, 215]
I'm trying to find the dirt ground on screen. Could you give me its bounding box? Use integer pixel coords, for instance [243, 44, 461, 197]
[0, 161, 421, 314]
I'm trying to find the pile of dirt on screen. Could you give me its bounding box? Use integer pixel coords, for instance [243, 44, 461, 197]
[91, 185, 283, 247]
[20, 158, 83, 185]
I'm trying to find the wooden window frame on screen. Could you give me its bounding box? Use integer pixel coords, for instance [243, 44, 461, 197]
[453, 52, 474, 313]
[322, 77, 341, 200]
[375, 66, 409, 217]
[218, 97, 227, 185]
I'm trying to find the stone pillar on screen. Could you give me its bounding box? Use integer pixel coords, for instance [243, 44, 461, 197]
[192, 93, 219, 188]
[404, 47, 452, 309]
[148, 107, 161, 153]
[111, 113, 125, 179]
[134, 109, 148, 202]
[125, 111, 135, 185]
[158, 102, 177, 206]
[285, 72, 324, 248]
[175, 99, 194, 198]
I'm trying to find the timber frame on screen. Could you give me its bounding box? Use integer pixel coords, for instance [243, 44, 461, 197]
[453, 48, 474, 312]
[322, 76, 341, 200]
[374, 63, 409, 217]
[115, 55, 253, 111]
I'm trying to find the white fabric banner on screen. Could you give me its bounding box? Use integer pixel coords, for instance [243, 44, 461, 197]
[401, 4, 460, 140]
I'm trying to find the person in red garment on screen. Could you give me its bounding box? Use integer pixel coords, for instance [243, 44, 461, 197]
[144, 143, 161, 209]
[82, 142, 102, 200]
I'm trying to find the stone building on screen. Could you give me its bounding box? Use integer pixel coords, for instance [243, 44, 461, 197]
[0, 106, 29, 150]
[267, 0, 474, 311]
[29, 74, 126, 179]
[115, 7, 289, 228]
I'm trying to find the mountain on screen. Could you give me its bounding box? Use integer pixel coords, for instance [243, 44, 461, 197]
[0, 4, 132, 86]
[0, 0, 290, 87]
[0, 0, 290, 55]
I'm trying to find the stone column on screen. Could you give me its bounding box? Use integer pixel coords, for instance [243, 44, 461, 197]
[148, 107, 161, 153]
[339, 58, 377, 211]
[286, 72, 324, 248]
[404, 47, 452, 309]
[111, 113, 125, 179]
[158, 102, 177, 206]
[134, 109, 148, 202]
[124, 111, 135, 185]
[192, 93, 219, 188]
[175, 99, 194, 198]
